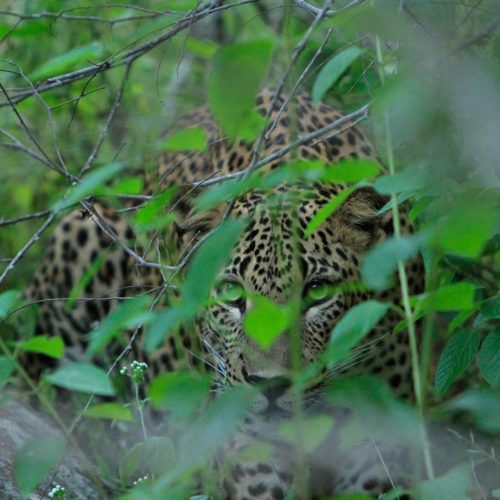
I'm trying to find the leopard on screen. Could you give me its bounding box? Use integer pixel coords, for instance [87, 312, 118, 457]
[24, 88, 424, 499]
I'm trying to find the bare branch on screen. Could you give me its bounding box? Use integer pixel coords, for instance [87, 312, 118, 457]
[294, 0, 334, 16]
[0, 213, 57, 287]
[78, 62, 132, 178]
[0, 0, 257, 107]
[198, 103, 370, 187]
[452, 16, 500, 53]
[0, 209, 52, 227]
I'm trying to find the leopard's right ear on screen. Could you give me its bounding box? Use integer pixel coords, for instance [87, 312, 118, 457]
[170, 185, 227, 249]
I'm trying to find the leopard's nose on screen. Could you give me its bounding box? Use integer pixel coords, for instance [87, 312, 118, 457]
[244, 372, 291, 402]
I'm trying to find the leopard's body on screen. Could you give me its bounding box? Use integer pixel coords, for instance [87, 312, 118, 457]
[25, 89, 424, 498]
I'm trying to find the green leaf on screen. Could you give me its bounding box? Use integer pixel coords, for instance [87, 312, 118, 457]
[480, 295, 500, 319]
[244, 295, 290, 350]
[21, 335, 64, 359]
[45, 363, 115, 395]
[326, 375, 420, 446]
[29, 42, 104, 81]
[134, 188, 177, 230]
[478, 330, 500, 388]
[323, 160, 380, 184]
[312, 46, 364, 104]
[446, 389, 500, 433]
[67, 250, 109, 307]
[119, 436, 175, 485]
[52, 162, 124, 212]
[279, 415, 334, 453]
[157, 127, 207, 152]
[107, 177, 144, 196]
[362, 234, 422, 291]
[86, 296, 152, 355]
[435, 191, 498, 257]
[415, 282, 476, 312]
[208, 41, 274, 141]
[145, 219, 245, 353]
[149, 371, 211, 417]
[0, 356, 15, 390]
[417, 464, 470, 500]
[304, 185, 357, 238]
[85, 403, 133, 421]
[14, 436, 66, 496]
[324, 300, 392, 367]
[373, 165, 427, 195]
[166, 0, 197, 10]
[0, 290, 20, 319]
[435, 329, 479, 396]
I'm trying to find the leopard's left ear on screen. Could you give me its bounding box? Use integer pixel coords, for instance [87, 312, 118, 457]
[171, 185, 227, 249]
[334, 186, 393, 248]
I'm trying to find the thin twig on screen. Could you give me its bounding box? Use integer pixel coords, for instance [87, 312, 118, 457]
[198, 103, 370, 187]
[0, 209, 52, 227]
[452, 16, 500, 53]
[294, 0, 334, 16]
[78, 62, 132, 178]
[0, 0, 257, 107]
[266, 27, 334, 138]
[0, 213, 57, 287]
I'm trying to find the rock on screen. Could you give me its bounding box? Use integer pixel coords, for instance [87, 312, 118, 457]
[0, 394, 104, 500]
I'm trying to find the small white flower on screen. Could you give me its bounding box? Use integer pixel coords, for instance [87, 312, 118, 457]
[48, 484, 66, 498]
[119, 366, 128, 375]
[132, 474, 150, 485]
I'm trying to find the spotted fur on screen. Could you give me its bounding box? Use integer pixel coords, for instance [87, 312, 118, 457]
[24, 89, 424, 498]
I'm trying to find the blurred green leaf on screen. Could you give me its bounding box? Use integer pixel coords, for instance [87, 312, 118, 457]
[446, 389, 500, 433]
[146, 219, 245, 353]
[134, 189, 177, 230]
[52, 162, 124, 212]
[0, 290, 20, 319]
[280, 415, 334, 453]
[85, 402, 133, 421]
[326, 375, 419, 445]
[324, 300, 392, 368]
[304, 185, 357, 238]
[119, 436, 175, 485]
[87, 296, 152, 355]
[414, 282, 476, 312]
[208, 41, 273, 141]
[435, 191, 498, 257]
[417, 464, 470, 500]
[323, 160, 379, 184]
[312, 46, 364, 105]
[244, 295, 290, 350]
[46, 363, 115, 395]
[435, 328, 479, 396]
[480, 296, 500, 319]
[362, 234, 422, 291]
[0, 356, 15, 390]
[478, 330, 500, 388]
[156, 386, 256, 488]
[166, 0, 197, 10]
[149, 371, 211, 417]
[374, 166, 427, 195]
[14, 436, 66, 496]
[107, 177, 144, 196]
[157, 127, 207, 152]
[29, 42, 104, 81]
[21, 335, 64, 359]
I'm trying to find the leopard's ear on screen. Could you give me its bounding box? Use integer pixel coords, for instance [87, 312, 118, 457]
[333, 186, 393, 248]
[170, 185, 227, 249]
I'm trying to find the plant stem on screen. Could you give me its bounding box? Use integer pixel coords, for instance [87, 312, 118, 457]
[375, 36, 434, 480]
[135, 382, 148, 441]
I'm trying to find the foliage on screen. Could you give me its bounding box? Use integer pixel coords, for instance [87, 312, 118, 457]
[0, 0, 499, 499]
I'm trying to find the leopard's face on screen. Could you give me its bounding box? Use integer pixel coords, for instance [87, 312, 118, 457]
[195, 182, 415, 416]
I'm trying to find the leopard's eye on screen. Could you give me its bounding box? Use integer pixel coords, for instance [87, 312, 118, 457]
[303, 280, 334, 306]
[217, 281, 245, 308]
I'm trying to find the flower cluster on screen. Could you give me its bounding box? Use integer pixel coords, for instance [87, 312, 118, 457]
[48, 484, 66, 499]
[120, 360, 148, 383]
[132, 474, 150, 485]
